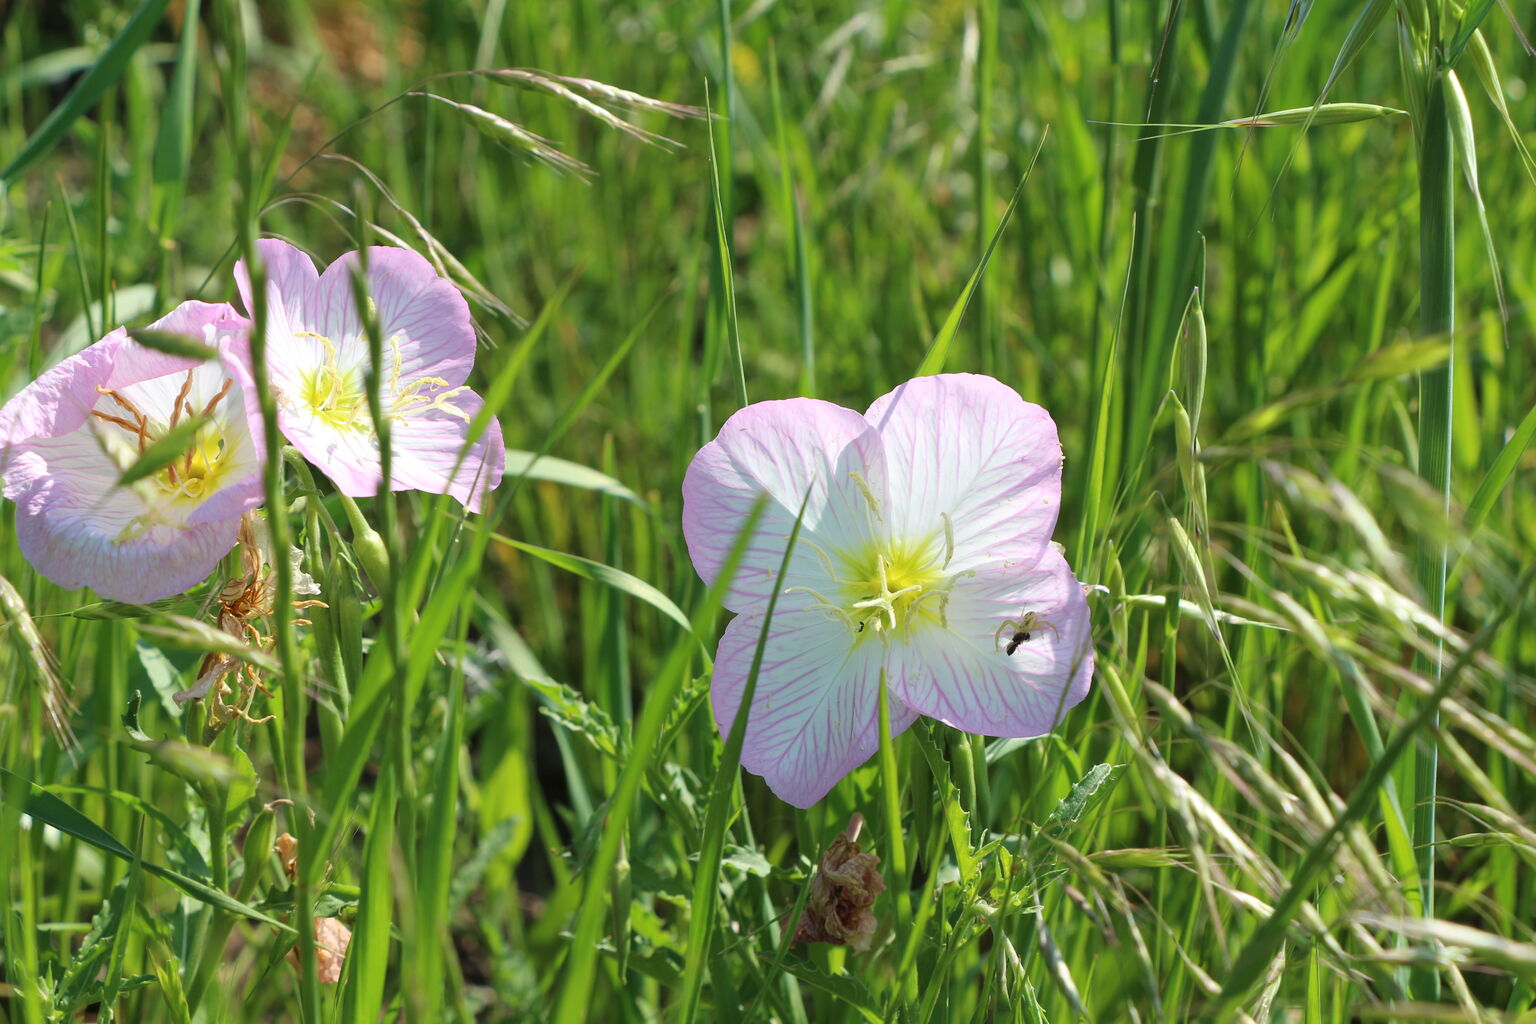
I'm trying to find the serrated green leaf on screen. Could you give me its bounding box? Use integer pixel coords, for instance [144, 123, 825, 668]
[1044, 763, 1124, 828]
[57, 873, 133, 1011]
[523, 676, 620, 757]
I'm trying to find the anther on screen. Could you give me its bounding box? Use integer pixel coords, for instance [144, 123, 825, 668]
[198, 378, 234, 419]
[848, 471, 882, 521]
[168, 370, 195, 431]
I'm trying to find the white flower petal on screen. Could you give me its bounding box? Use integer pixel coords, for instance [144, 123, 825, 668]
[682, 398, 887, 614]
[891, 548, 1093, 736]
[389, 390, 504, 512]
[15, 492, 241, 604]
[712, 607, 918, 808]
[864, 373, 1062, 573]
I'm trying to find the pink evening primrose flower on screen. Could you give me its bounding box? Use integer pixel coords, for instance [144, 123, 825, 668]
[0, 301, 266, 603]
[234, 239, 505, 511]
[682, 373, 1094, 807]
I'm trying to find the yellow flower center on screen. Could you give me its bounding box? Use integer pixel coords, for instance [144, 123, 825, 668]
[295, 330, 471, 431]
[790, 538, 961, 642]
[91, 370, 238, 542]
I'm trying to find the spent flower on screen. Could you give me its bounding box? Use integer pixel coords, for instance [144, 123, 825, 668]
[0, 301, 265, 602]
[682, 373, 1093, 807]
[234, 239, 505, 510]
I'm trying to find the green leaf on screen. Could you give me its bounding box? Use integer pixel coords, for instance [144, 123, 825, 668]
[136, 614, 280, 674]
[503, 451, 644, 505]
[1465, 399, 1536, 534]
[780, 960, 885, 1023]
[523, 677, 620, 757]
[0, 767, 292, 932]
[56, 873, 135, 1012]
[1444, 0, 1499, 69]
[1044, 763, 1124, 829]
[915, 133, 1046, 377]
[493, 535, 691, 635]
[128, 328, 218, 361]
[0, 0, 172, 183]
[115, 415, 212, 487]
[151, 0, 200, 186]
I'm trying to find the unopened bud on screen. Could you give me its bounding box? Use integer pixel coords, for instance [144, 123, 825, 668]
[236, 804, 278, 902]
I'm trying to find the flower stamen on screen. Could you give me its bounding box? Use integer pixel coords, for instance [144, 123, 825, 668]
[850, 554, 923, 633]
[168, 370, 195, 431]
[848, 470, 882, 521]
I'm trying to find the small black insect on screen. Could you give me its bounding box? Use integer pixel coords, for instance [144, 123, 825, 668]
[1004, 630, 1030, 656]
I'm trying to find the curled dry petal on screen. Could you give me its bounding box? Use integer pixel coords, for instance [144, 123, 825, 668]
[794, 814, 885, 952]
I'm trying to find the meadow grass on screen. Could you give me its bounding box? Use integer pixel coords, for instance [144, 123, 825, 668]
[1, 1, 1535, 1021]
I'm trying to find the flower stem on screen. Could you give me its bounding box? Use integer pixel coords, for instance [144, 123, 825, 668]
[877, 669, 917, 1004]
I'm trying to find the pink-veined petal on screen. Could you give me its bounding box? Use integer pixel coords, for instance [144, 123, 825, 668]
[0, 303, 263, 602]
[863, 373, 1061, 574]
[0, 330, 125, 462]
[308, 247, 476, 387]
[891, 548, 1093, 737]
[711, 607, 918, 808]
[389, 389, 504, 511]
[14, 487, 241, 603]
[682, 398, 886, 614]
[278, 405, 383, 498]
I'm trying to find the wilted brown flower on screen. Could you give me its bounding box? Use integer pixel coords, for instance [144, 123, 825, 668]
[793, 814, 885, 951]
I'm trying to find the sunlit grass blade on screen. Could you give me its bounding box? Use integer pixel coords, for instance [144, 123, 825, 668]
[914, 131, 1047, 378]
[0, 0, 171, 185]
[552, 498, 766, 1024]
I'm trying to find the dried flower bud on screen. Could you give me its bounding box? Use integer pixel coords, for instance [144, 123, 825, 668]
[275, 832, 299, 881]
[793, 814, 885, 952]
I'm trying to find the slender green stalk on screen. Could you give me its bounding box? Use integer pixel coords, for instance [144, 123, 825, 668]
[877, 668, 916, 1005]
[216, 0, 317, 1013]
[1410, 65, 1456, 1002]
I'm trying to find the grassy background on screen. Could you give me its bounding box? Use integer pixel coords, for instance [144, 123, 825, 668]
[1, 0, 1535, 1020]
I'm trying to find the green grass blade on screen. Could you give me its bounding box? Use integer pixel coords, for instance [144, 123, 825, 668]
[0, 768, 292, 931]
[552, 499, 767, 1024]
[915, 132, 1046, 378]
[677, 495, 808, 1022]
[0, 0, 172, 185]
[492, 536, 692, 635]
[1464, 398, 1536, 533]
[1205, 565, 1535, 1017]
